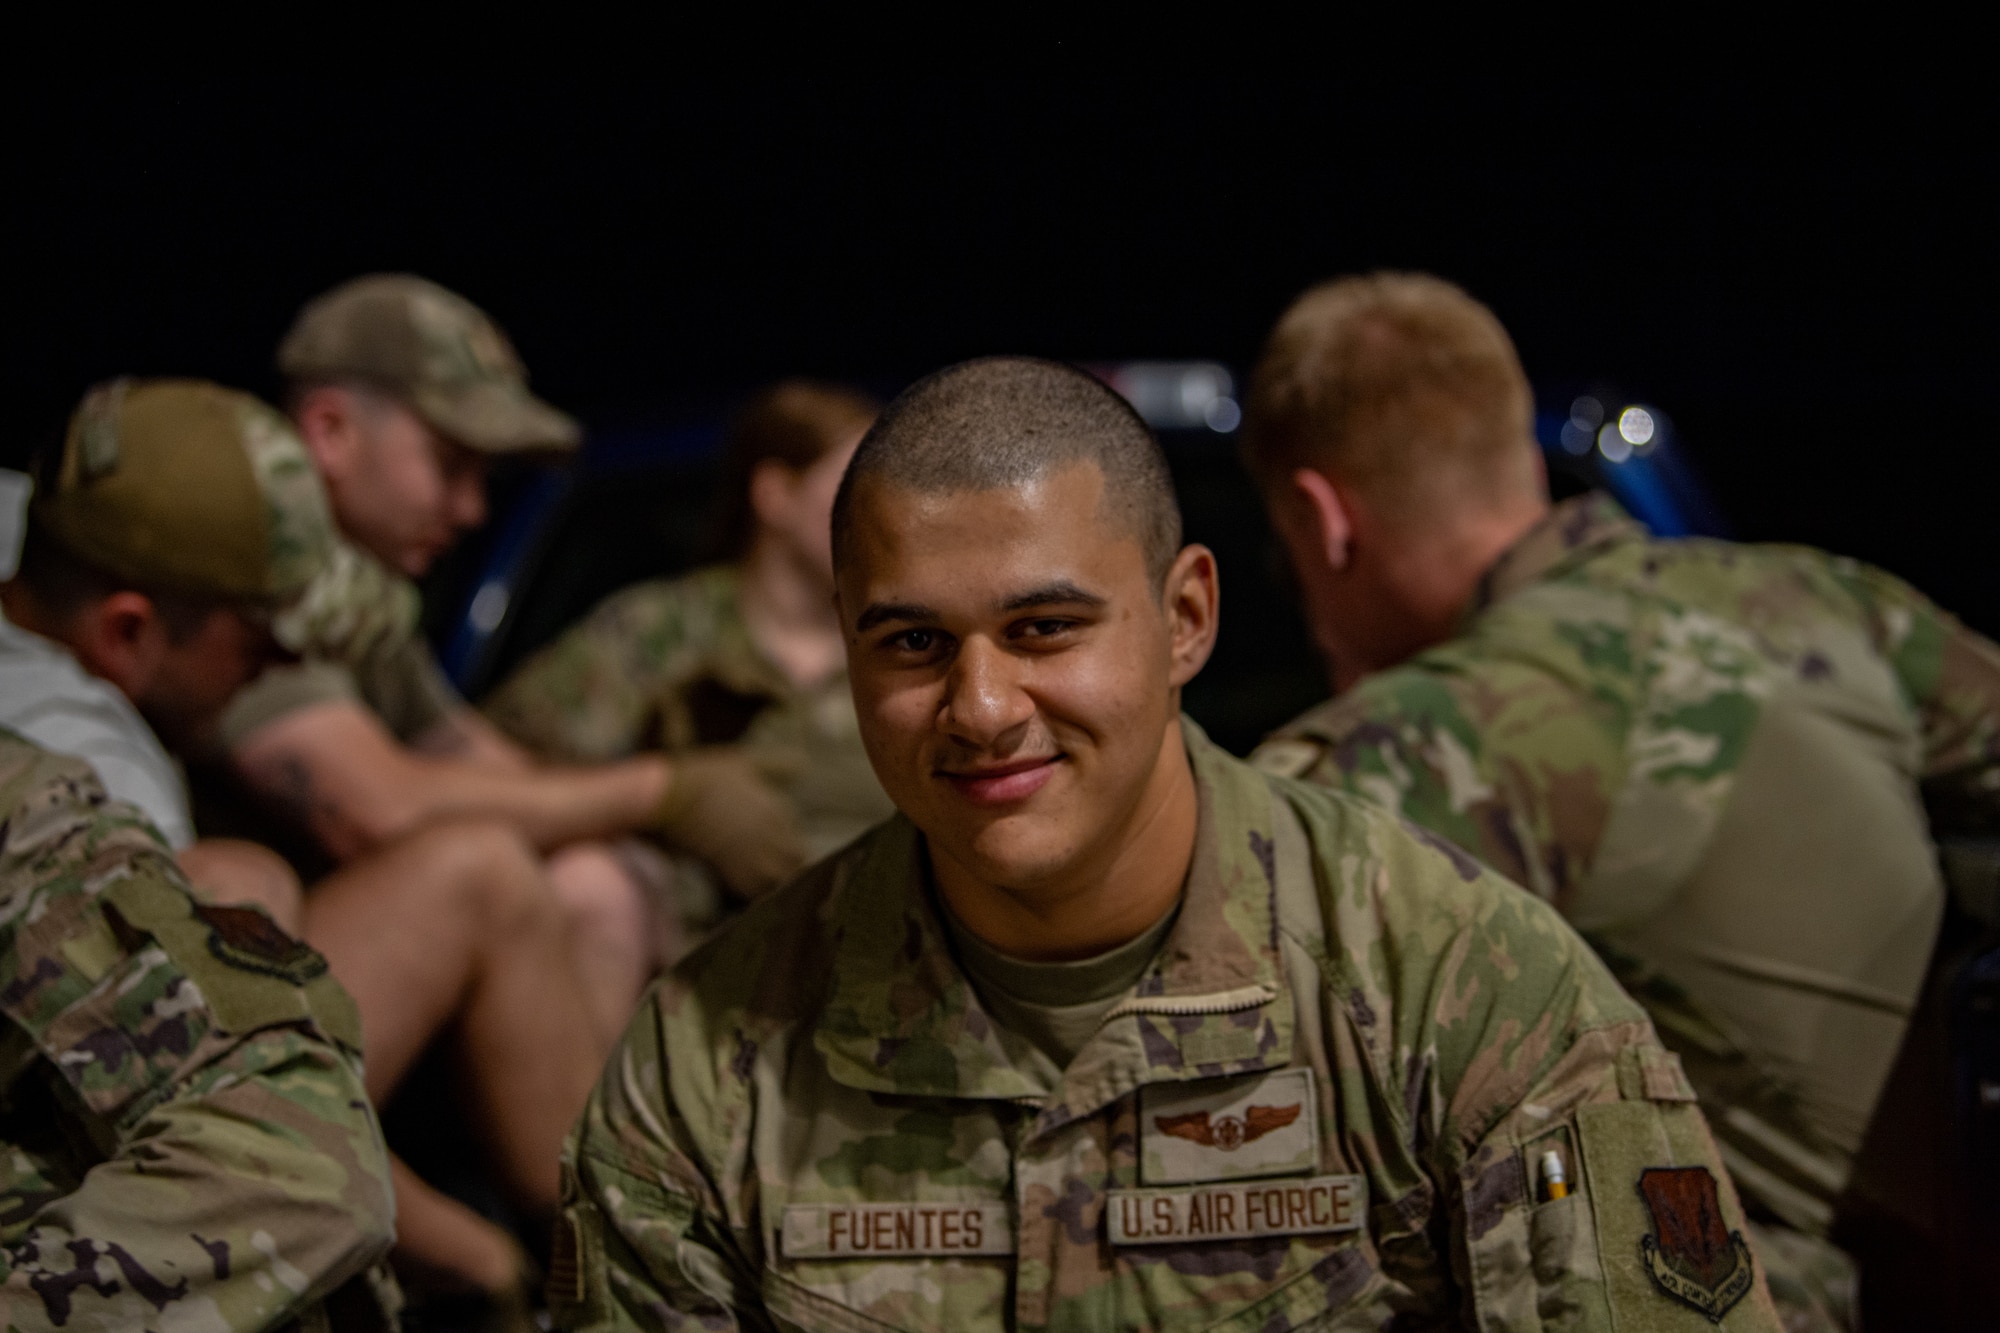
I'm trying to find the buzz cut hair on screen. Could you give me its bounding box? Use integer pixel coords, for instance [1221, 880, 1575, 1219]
[1240, 272, 1542, 516]
[831, 357, 1183, 585]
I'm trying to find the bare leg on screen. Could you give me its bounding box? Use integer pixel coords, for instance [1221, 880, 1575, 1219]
[301, 820, 606, 1211]
[546, 841, 657, 1040]
[178, 837, 306, 935]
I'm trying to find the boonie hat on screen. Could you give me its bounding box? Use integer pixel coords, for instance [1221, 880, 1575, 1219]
[277, 274, 581, 454]
[33, 379, 335, 603]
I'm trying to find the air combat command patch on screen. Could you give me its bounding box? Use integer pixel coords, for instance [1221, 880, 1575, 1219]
[195, 901, 329, 985]
[1637, 1166, 1753, 1322]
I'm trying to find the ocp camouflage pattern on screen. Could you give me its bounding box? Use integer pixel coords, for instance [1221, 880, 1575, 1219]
[1252, 492, 2000, 1328]
[554, 722, 1780, 1330]
[484, 564, 892, 862]
[0, 728, 397, 1331]
[272, 537, 423, 667]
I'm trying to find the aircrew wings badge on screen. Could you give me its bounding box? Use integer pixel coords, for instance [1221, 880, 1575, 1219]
[1154, 1101, 1302, 1151]
[1636, 1167, 1753, 1322]
[1140, 1068, 1318, 1183]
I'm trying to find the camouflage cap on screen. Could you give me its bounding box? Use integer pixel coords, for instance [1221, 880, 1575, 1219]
[33, 379, 335, 603]
[277, 274, 582, 454]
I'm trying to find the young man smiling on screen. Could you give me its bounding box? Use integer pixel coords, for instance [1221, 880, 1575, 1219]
[555, 358, 1778, 1330]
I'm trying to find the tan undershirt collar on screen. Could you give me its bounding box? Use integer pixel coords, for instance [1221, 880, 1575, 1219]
[940, 895, 1182, 1071]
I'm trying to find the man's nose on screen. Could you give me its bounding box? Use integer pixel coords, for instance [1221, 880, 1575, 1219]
[939, 637, 1034, 747]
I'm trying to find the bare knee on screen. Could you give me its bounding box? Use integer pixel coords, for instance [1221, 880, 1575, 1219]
[178, 838, 306, 935]
[397, 819, 554, 929]
[547, 843, 650, 939]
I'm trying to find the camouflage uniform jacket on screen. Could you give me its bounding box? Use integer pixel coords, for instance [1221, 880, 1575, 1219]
[555, 722, 1780, 1331]
[484, 565, 893, 861]
[1252, 493, 2000, 1238]
[0, 729, 398, 1331]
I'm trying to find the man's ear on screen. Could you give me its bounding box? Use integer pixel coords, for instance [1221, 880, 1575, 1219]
[69, 591, 169, 700]
[290, 386, 360, 480]
[1290, 468, 1354, 573]
[1163, 544, 1221, 689]
[747, 459, 798, 532]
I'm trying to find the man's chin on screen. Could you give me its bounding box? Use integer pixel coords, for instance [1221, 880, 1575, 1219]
[938, 815, 1084, 894]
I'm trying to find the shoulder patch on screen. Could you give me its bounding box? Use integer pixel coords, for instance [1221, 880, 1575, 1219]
[1249, 737, 1323, 780]
[1637, 1166, 1753, 1321]
[193, 902, 328, 985]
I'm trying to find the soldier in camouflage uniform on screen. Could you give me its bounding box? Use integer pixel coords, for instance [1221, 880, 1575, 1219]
[4, 374, 611, 1322]
[555, 358, 1780, 1331]
[214, 275, 794, 1036]
[485, 381, 894, 954]
[1239, 273, 2000, 1329]
[0, 381, 398, 1329]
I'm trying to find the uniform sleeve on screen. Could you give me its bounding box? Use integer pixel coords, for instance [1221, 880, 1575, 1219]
[550, 998, 765, 1331]
[0, 805, 394, 1330]
[0, 1030, 397, 1331]
[353, 636, 464, 746]
[1331, 806, 1783, 1330]
[483, 581, 698, 763]
[1831, 560, 2000, 834]
[217, 659, 363, 750]
[1257, 666, 1626, 912]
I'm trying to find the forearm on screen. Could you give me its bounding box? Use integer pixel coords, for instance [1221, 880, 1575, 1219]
[234, 703, 673, 859]
[327, 752, 672, 857]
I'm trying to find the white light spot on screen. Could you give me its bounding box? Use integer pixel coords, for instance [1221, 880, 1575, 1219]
[1618, 406, 1656, 447]
[1559, 421, 1593, 455]
[1597, 423, 1633, 464]
[1569, 396, 1604, 430]
[1203, 396, 1242, 433]
[251, 1230, 310, 1294]
[469, 581, 511, 633]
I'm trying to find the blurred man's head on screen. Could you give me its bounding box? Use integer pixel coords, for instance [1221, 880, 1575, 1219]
[279, 274, 580, 577]
[832, 357, 1217, 909]
[716, 380, 881, 586]
[1241, 272, 1549, 689]
[6, 379, 336, 748]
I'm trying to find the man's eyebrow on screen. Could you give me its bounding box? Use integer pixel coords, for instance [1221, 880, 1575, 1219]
[998, 581, 1107, 613]
[856, 601, 940, 633]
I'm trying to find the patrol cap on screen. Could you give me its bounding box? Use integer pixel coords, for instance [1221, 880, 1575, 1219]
[33, 379, 335, 603]
[277, 274, 582, 454]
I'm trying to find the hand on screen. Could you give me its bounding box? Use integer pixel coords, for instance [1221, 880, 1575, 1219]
[652, 748, 808, 899]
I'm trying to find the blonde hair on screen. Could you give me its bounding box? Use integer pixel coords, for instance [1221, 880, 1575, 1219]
[1240, 273, 1540, 516]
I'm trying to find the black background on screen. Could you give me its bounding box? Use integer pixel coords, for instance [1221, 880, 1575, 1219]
[7, 73, 1994, 639]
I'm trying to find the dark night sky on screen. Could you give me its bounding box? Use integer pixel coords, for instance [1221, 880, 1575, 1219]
[7, 73, 1995, 630]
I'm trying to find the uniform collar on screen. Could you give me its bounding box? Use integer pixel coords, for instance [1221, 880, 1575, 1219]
[812, 719, 1295, 1137]
[1462, 491, 1645, 625]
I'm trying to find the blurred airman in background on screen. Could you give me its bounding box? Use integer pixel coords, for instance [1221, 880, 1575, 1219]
[485, 380, 891, 958]
[1243, 272, 2000, 1330]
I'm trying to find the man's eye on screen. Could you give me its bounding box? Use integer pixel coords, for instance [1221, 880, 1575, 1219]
[891, 629, 937, 653]
[1020, 619, 1075, 639]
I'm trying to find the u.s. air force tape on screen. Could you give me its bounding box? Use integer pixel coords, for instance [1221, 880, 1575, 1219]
[782, 1203, 1015, 1258]
[1107, 1174, 1366, 1245]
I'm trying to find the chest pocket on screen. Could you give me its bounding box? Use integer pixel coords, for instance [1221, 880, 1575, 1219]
[1105, 1210, 1389, 1331]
